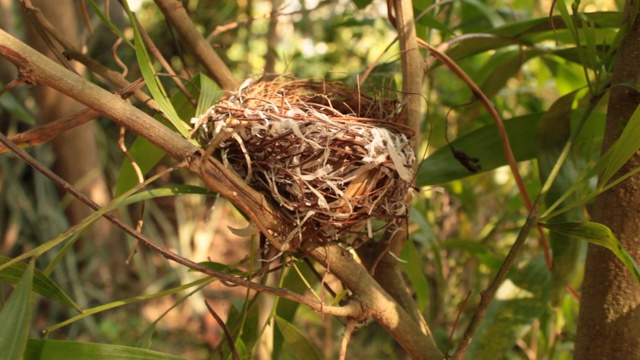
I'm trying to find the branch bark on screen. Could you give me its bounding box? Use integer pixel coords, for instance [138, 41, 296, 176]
[0, 28, 443, 359]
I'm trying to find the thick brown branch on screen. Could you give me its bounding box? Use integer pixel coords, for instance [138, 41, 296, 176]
[307, 244, 443, 360]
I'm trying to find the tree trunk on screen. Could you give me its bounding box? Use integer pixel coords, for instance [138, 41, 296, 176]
[575, 3, 640, 358]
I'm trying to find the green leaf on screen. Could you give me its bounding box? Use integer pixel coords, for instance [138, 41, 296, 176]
[0, 256, 80, 312]
[87, 0, 133, 48]
[0, 261, 34, 360]
[399, 239, 429, 312]
[45, 277, 212, 333]
[273, 262, 317, 359]
[540, 221, 640, 283]
[116, 185, 217, 208]
[195, 74, 219, 117]
[535, 91, 584, 306]
[351, 0, 372, 9]
[123, 4, 191, 138]
[542, 100, 640, 220]
[597, 101, 640, 186]
[443, 12, 622, 62]
[114, 137, 165, 197]
[0, 90, 35, 125]
[113, 73, 203, 196]
[23, 339, 186, 360]
[274, 316, 322, 360]
[478, 49, 542, 98]
[465, 256, 550, 359]
[417, 114, 540, 186]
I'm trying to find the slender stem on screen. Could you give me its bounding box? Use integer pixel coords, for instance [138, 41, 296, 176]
[452, 202, 540, 359]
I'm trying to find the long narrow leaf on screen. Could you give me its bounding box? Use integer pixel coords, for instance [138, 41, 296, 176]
[540, 221, 640, 283]
[116, 185, 217, 208]
[122, 5, 191, 138]
[45, 277, 212, 333]
[417, 114, 540, 186]
[535, 91, 584, 306]
[195, 74, 219, 118]
[275, 316, 322, 360]
[0, 256, 80, 312]
[0, 261, 34, 360]
[24, 339, 186, 360]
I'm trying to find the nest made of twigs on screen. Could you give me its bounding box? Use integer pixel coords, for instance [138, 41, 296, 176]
[192, 78, 415, 249]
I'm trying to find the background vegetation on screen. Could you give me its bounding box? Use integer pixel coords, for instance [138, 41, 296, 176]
[1, 0, 639, 359]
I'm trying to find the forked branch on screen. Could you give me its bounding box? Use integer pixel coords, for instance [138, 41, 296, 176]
[0, 28, 442, 359]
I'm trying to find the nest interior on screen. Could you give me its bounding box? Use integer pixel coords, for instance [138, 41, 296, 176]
[193, 79, 416, 249]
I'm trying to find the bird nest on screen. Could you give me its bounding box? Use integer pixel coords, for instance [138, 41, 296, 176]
[192, 78, 415, 249]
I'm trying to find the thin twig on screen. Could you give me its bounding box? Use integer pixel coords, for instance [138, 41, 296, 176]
[205, 301, 240, 360]
[339, 320, 357, 360]
[0, 81, 144, 153]
[446, 291, 471, 357]
[20, 0, 77, 73]
[118, 126, 145, 264]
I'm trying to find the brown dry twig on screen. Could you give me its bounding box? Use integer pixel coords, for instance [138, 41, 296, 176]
[205, 301, 240, 360]
[0, 79, 144, 153]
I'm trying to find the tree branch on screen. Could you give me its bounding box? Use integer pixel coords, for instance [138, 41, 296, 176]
[0, 27, 443, 360]
[154, 0, 239, 90]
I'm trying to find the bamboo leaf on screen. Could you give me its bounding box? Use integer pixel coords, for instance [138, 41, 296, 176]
[0, 256, 80, 312]
[23, 339, 186, 360]
[273, 263, 318, 359]
[399, 239, 429, 312]
[195, 74, 219, 117]
[86, 0, 133, 48]
[0, 261, 34, 360]
[274, 316, 322, 360]
[417, 114, 540, 186]
[116, 185, 217, 208]
[598, 102, 640, 186]
[540, 222, 640, 283]
[535, 91, 584, 306]
[122, 4, 191, 138]
[45, 277, 212, 333]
